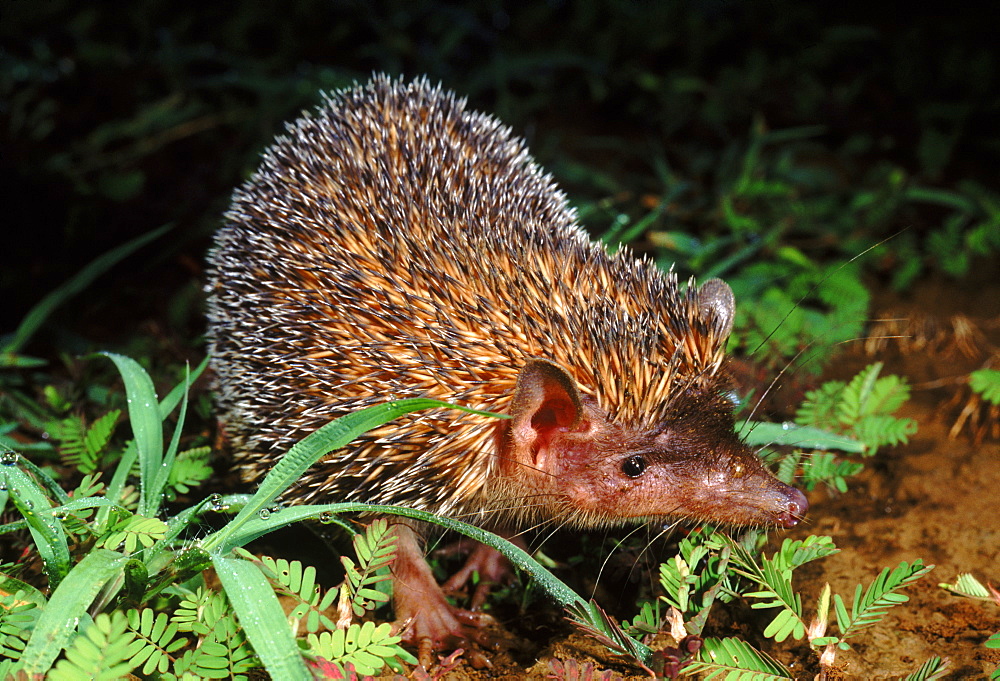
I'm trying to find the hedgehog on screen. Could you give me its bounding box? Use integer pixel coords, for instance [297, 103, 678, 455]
[205, 75, 808, 648]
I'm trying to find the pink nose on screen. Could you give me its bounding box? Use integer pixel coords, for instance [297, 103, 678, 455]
[777, 486, 808, 528]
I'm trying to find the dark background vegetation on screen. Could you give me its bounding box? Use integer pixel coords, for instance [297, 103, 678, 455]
[3, 1, 998, 360]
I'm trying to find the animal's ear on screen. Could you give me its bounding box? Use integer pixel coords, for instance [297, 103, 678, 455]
[696, 278, 735, 339]
[506, 359, 583, 468]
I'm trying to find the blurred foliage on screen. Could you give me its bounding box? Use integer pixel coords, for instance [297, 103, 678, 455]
[2, 0, 998, 360]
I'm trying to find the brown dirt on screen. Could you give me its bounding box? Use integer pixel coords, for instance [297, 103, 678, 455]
[775, 271, 1000, 679]
[784, 387, 1000, 679]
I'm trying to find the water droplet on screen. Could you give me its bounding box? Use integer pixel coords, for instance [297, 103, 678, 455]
[0, 451, 18, 465]
[23, 499, 34, 509]
[781, 421, 793, 431]
[258, 509, 271, 520]
[319, 511, 334, 524]
[208, 493, 223, 510]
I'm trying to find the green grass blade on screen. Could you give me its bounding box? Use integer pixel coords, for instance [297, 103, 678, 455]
[11, 454, 72, 506]
[2, 223, 171, 357]
[158, 355, 209, 417]
[53, 496, 129, 515]
[19, 549, 128, 676]
[0, 496, 129, 537]
[95, 356, 208, 533]
[95, 441, 137, 533]
[150, 364, 190, 503]
[740, 420, 865, 453]
[2, 461, 71, 589]
[143, 496, 218, 568]
[213, 554, 310, 679]
[100, 353, 163, 518]
[201, 398, 505, 555]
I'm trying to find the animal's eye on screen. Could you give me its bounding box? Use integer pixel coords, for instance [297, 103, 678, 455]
[622, 455, 647, 478]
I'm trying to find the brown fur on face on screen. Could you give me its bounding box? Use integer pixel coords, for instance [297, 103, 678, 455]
[490, 359, 806, 531]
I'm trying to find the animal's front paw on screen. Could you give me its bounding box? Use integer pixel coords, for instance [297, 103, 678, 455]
[437, 538, 517, 609]
[394, 583, 501, 669]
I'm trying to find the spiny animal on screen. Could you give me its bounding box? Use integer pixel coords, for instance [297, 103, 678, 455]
[205, 74, 808, 646]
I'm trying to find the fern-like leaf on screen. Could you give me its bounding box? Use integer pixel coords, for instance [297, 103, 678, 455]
[257, 555, 338, 633]
[341, 518, 396, 617]
[567, 599, 650, 666]
[53, 410, 120, 474]
[717, 536, 835, 644]
[839, 364, 917, 450]
[682, 636, 793, 679]
[862, 371, 912, 416]
[98, 514, 168, 553]
[796, 380, 846, 429]
[800, 452, 863, 493]
[71, 472, 106, 499]
[84, 410, 120, 467]
[307, 621, 416, 676]
[52, 415, 86, 470]
[170, 588, 257, 678]
[626, 600, 665, 637]
[0, 591, 37, 661]
[938, 573, 992, 600]
[726, 541, 806, 642]
[659, 554, 697, 615]
[903, 656, 952, 681]
[797, 364, 916, 453]
[126, 607, 187, 675]
[834, 560, 934, 642]
[172, 587, 223, 636]
[48, 473, 108, 538]
[47, 611, 136, 681]
[775, 448, 802, 485]
[166, 446, 213, 497]
[853, 414, 918, 449]
[838, 363, 885, 425]
[655, 525, 734, 627]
